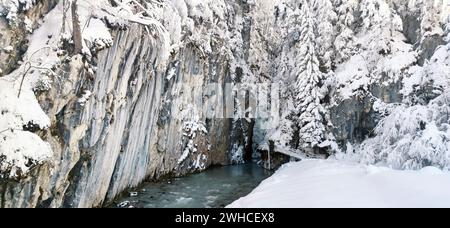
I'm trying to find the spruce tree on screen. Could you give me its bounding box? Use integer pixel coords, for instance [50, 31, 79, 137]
[292, 0, 326, 149]
[313, 0, 337, 71]
[333, 0, 358, 65]
[360, 0, 393, 56]
[270, 0, 300, 149]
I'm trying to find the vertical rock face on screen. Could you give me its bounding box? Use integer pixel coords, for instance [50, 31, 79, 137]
[0, 165, 52, 208]
[56, 25, 166, 208]
[330, 80, 404, 147]
[1, 0, 254, 208]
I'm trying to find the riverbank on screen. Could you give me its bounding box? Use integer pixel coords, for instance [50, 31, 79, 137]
[228, 159, 450, 208]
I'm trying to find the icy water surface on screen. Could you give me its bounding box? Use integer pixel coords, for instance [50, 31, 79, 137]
[113, 164, 272, 208]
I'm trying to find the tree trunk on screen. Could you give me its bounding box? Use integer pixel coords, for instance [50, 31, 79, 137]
[71, 0, 83, 54]
[62, 0, 66, 34]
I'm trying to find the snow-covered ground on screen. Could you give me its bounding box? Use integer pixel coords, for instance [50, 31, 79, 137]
[228, 159, 450, 208]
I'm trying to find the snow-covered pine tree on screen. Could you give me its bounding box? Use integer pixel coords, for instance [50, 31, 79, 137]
[276, 0, 303, 85]
[285, 0, 303, 46]
[360, 0, 393, 56]
[269, 0, 299, 149]
[292, 0, 326, 150]
[312, 0, 337, 71]
[416, 0, 441, 35]
[417, 0, 445, 61]
[272, 100, 295, 148]
[333, 0, 358, 65]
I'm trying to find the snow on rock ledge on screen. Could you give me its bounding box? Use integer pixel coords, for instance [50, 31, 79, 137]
[0, 130, 52, 179]
[0, 78, 52, 179]
[228, 159, 450, 208]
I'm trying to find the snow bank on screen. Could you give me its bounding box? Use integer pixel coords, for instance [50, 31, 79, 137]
[82, 18, 113, 53]
[229, 159, 450, 208]
[0, 130, 52, 178]
[0, 78, 52, 179]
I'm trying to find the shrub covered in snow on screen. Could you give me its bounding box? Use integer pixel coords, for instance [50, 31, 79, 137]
[357, 91, 450, 170]
[353, 19, 450, 170]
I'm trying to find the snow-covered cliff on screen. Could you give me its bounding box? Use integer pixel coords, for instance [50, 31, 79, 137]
[0, 0, 449, 208]
[0, 0, 255, 208]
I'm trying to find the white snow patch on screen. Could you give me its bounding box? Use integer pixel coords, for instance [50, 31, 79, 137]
[334, 55, 371, 99]
[3, 45, 13, 53]
[229, 159, 450, 208]
[78, 90, 92, 107]
[166, 67, 177, 81]
[0, 78, 52, 178]
[0, 130, 52, 178]
[0, 79, 50, 129]
[82, 18, 113, 53]
[230, 144, 245, 164]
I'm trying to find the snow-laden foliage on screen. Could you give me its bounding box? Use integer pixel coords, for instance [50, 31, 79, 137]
[401, 23, 450, 102]
[260, 0, 450, 170]
[358, 92, 450, 170]
[312, 0, 337, 71]
[328, 0, 422, 100]
[269, 102, 295, 149]
[292, 1, 326, 149]
[267, 0, 328, 152]
[332, 0, 358, 65]
[355, 28, 450, 170]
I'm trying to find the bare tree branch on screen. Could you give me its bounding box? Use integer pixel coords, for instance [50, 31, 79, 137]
[17, 47, 56, 98]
